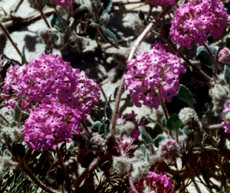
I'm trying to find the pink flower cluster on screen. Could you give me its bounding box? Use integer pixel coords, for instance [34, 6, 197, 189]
[222, 100, 230, 133]
[159, 138, 180, 162]
[1, 54, 100, 150]
[124, 41, 186, 109]
[130, 171, 172, 193]
[23, 102, 81, 150]
[145, 0, 176, 7]
[49, 0, 74, 8]
[1, 54, 100, 115]
[218, 47, 230, 65]
[170, 0, 228, 48]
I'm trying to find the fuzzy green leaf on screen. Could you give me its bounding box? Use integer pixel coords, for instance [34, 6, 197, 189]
[153, 134, 165, 147]
[196, 45, 217, 65]
[13, 104, 21, 122]
[182, 125, 192, 134]
[177, 84, 196, 106]
[138, 10, 145, 21]
[100, 0, 113, 15]
[161, 116, 166, 127]
[101, 26, 118, 44]
[21, 46, 27, 65]
[166, 114, 182, 131]
[138, 126, 154, 144]
[10, 121, 17, 128]
[98, 118, 110, 137]
[91, 121, 102, 133]
[2, 54, 21, 66]
[224, 65, 230, 84]
[49, 13, 64, 30]
[53, 32, 59, 42]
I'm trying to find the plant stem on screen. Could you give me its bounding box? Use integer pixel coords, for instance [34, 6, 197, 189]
[18, 159, 57, 193]
[75, 155, 100, 188]
[202, 41, 216, 81]
[13, 0, 24, 12]
[160, 99, 171, 136]
[81, 121, 90, 134]
[0, 22, 22, 57]
[56, 146, 72, 193]
[98, 27, 120, 49]
[6, 143, 57, 193]
[190, 77, 214, 86]
[0, 113, 10, 125]
[39, 9, 51, 28]
[165, 36, 213, 83]
[128, 167, 138, 193]
[204, 124, 223, 130]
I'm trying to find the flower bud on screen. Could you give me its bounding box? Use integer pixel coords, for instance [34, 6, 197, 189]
[218, 47, 230, 65]
[28, 0, 47, 10]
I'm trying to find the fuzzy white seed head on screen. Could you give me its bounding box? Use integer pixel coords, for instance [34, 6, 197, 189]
[131, 161, 150, 181]
[113, 156, 131, 176]
[178, 107, 199, 127]
[209, 84, 229, 100]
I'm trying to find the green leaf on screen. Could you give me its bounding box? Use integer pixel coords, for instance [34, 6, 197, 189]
[12, 142, 25, 158]
[13, 104, 21, 122]
[101, 26, 118, 44]
[21, 46, 27, 65]
[53, 32, 59, 42]
[166, 114, 182, 131]
[138, 126, 154, 144]
[161, 116, 166, 127]
[207, 34, 214, 43]
[226, 37, 230, 49]
[182, 125, 192, 134]
[2, 54, 21, 66]
[100, 0, 113, 15]
[91, 121, 102, 133]
[98, 118, 110, 137]
[10, 121, 17, 128]
[196, 45, 217, 65]
[140, 144, 147, 156]
[224, 65, 230, 84]
[49, 13, 64, 30]
[3, 149, 12, 157]
[177, 84, 196, 106]
[139, 144, 149, 161]
[153, 134, 165, 147]
[138, 10, 145, 21]
[126, 37, 131, 48]
[147, 116, 156, 122]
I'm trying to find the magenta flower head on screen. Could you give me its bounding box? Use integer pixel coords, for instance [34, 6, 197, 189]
[145, 0, 176, 7]
[222, 99, 230, 133]
[23, 101, 82, 151]
[218, 47, 230, 65]
[1, 54, 100, 116]
[48, 0, 74, 8]
[130, 171, 173, 193]
[170, 0, 228, 48]
[124, 41, 186, 109]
